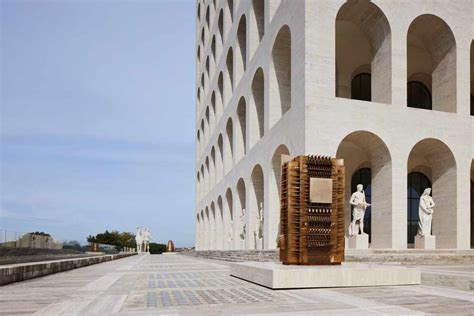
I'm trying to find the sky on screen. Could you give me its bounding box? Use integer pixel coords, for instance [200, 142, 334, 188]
[1, 0, 197, 247]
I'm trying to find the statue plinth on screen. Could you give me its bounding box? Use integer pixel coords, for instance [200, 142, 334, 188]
[346, 234, 369, 249]
[414, 235, 436, 249]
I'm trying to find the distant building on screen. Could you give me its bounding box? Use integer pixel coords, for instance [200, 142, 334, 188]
[194, 0, 473, 250]
[16, 233, 63, 249]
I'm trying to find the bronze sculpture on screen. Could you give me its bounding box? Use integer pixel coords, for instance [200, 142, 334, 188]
[166, 240, 175, 252]
[279, 155, 345, 265]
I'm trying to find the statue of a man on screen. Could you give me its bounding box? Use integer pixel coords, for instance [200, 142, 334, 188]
[142, 228, 151, 252]
[239, 209, 246, 249]
[135, 227, 142, 253]
[253, 202, 264, 249]
[348, 184, 371, 236]
[227, 220, 233, 249]
[418, 188, 435, 236]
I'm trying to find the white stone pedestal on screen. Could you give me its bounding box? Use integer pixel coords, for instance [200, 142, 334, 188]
[230, 262, 420, 289]
[415, 235, 436, 249]
[163, 252, 177, 255]
[347, 234, 369, 249]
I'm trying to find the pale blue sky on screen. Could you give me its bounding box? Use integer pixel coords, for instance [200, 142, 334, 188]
[1, 0, 197, 246]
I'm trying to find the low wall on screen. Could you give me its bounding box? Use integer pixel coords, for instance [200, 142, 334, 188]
[0, 253, 136, 286]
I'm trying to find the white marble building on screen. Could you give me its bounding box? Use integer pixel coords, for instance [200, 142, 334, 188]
[194, 0, 473, 251]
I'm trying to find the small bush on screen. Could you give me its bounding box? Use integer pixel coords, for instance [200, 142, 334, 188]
[149, 243, 166, 254]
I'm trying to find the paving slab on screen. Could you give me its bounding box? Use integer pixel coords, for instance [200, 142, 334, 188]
[0, 253, 472, 315]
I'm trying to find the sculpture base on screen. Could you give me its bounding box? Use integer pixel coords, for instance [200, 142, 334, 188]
[163, 252, 177, 255]
[346, 234, 369, 249]
[230, 262, 420, 289]
[414, 235, 436, 249]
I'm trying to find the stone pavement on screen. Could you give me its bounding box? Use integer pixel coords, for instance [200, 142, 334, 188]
[0, 254, 472, 315]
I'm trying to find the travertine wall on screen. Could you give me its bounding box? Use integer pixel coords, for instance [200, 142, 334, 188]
[195, 0, 474, 251]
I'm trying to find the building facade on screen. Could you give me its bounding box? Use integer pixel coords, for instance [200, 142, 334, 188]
[195, 0, 473, 251]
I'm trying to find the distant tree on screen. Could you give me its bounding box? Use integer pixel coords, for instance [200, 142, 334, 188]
[149, 243, 166, 254]
[28, 231, 51, 237]
[87, 230, 136, 251]
[62, 240, 82, 251]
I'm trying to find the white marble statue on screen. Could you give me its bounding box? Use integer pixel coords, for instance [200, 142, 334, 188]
[348, 184, 371, 236]
[227, 220, 234, 249]
[239, 208, 246, 249]
[418, 188, 435, 237]
[135, 227, 142, 253]
[254, 202, 264, 249]
[142, 228, 151, 252]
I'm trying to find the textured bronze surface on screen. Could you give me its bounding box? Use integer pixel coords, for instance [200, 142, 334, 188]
[166, 240, 175, 252]
[279, 156, 345, 265]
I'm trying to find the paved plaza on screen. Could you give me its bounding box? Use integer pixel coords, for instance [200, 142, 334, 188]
[0, 254, 473, 315]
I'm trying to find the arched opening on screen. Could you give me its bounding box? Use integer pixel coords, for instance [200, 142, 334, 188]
[236, 16, 247, 83]
[200, 28, 205, 47]
[200, 119, 205, 148]
[217, 72, 224, 111]
[270, 144, 290, 249]
[196, 130, 201, 158]
[225, 48, 234, 105]
[205, 157, 210, 194]
[336, 0, 391, 103]
[351, 73, 371, 101]
[205, 54, 210, 75]
[250, 165, 264, 249]
[210, 202, 216, 250]
[249, 68, 264, 148]
[201, 73, 205, 94]
[225, 0, 233, 39]
[211, 36, 216, 62]
[197, 45, 201, 64]
[217, 134, 224, 182]
[225, 188, 234, 250]
[197, 88, 201, 107]
[218, 10, 224, 45]
[407, 138, 457, 248]
[210, 147, 216, 187]
[217, 196, 224, 250]
[236, 178, 246, 250]
[351, 168, 372, 242]
[197, 3, 201, 23]
[204, 207, 210, 249]
[224, 118, 233, 174]
[336, 131, 392, 248]
[235, 97, 246, 162]
[407, 171, 432, 246]
[205, 5, 210, 30]
[212, 91, 222, 124]
[250, 0, 264, 58]
[196, 172, 201, 201]
[269, 25, 291, 127]
[407, 14, 456, 112]
[205, 107, 210, 143]
[196, 213, 200, 250]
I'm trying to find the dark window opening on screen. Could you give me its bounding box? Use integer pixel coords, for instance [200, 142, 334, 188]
[351, 73, 371, 101]
[408, 81, 432, 110]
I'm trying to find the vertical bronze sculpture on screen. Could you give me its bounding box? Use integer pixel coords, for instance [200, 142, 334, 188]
[166, 240, 175, 252]
[279, 156, 345, 265]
